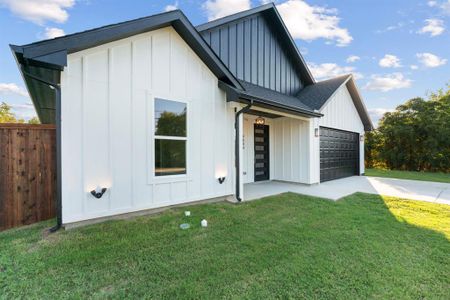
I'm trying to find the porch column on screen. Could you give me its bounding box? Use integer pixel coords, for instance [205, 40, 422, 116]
[308, 117, 320, 184]
[237, 111, 245, 200]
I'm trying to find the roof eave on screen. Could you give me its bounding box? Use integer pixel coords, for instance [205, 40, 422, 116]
[317, 75, 373, 131]
[196, 3, 276, 31]
[218, 81, 322, 118]
[12, 10, 243, 90]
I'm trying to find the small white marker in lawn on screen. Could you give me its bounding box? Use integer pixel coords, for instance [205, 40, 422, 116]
[201, 219, 208, 227]
[180, 223, 190, 230]
[185, 211, 191, 216]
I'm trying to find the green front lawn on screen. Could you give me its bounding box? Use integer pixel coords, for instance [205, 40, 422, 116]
[1, 193, 449, 299]
[366, 168, 450, 183]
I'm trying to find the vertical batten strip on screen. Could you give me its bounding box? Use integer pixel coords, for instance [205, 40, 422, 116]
[81, 56, 86, 215]
[130, 41, 135, 207]
[107, 47, 112, 211]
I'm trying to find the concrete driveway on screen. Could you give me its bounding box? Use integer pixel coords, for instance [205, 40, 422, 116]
[244, 176, 450, 205]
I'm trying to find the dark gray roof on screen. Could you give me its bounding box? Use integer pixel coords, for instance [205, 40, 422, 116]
[296, 75, 350, 110]
[296, 74, 373, 130]
[219, 80, 322, 118]
[239, 80, 316, 113]
[10, 9, 242, 123]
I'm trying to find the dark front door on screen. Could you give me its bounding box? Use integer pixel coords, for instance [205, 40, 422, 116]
[320, 127, 360, 182]
[254, 124, 270, 181]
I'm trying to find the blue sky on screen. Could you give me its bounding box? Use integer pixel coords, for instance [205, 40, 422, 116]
[0, 0, 449, 124]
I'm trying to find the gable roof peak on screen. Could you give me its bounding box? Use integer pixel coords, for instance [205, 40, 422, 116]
[196, 3, 275, 32]
[197, 3, 315, 86]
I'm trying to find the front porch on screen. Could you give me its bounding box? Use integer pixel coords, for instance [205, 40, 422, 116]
[238, 108, 320, 201]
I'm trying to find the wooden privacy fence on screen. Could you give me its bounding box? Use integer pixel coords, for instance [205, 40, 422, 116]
[0, 124, 56, 231]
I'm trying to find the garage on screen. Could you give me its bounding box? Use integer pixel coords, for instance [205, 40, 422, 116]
[320, 127, 360, 182]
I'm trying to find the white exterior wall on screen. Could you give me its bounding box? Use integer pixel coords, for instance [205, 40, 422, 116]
[241, 113, 313, 185]
[61, 27, 235, 224]
[242, 115, 275, 184]
[272, 117, 311, 183]
[319, 84, 365, 175]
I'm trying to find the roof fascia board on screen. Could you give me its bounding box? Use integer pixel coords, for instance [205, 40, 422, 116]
[269, 6, 315, 85]
[318, 75, 373, 131]
[196, 3, 275, 31]
[12, 10, 243, 89]
[219, 81, 322, 118]
[21, 12, 178, 59]
[346, 78, 374, 131]
[318, 75, 352, 112]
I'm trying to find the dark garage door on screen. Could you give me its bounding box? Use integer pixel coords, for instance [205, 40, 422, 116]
[320, 127, 359, 182]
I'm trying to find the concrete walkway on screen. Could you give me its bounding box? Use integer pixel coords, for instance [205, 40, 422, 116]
[244, 176, 450, 205]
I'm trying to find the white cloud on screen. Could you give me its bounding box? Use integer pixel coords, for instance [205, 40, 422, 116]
[0, 0, 75, 25]
[418, 19, 445, 36]
[441, 0, 450, 14]
[308, 62, 362, 80]
[164, 1, 178, 12]
[10, 102, 36, 120]
[277, 0, 352, 46]
[376, 22, 405, 34]
[364, 73, 412, 92]
[427, 0, 437, 7]
[299, 47, 308, 55]
[0, 83, 29, 97]
[379, 54, 402, 68]
[202, 0, 352, 46]
[202, 0, 251, 21]
[346, 55, 360, 63]
[410, 65, 419, 70]
[417, 52, 447, 67]
[368, 108, 395, 125]
[44, 27, 65, 39]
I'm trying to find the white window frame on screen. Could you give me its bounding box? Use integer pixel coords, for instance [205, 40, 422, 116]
[150, 96, 188, 181]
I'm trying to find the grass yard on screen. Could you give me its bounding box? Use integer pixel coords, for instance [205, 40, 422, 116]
[366, 168, 450, 183]
[1, 193, 449, 299]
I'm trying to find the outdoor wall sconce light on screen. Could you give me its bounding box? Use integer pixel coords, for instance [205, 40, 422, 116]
[360, 134, 364, 142]
[218, 177, 226, 184]
[90, 187, 107, 199]
[315, 128, 319, 137]
[255, 116, 265, 125]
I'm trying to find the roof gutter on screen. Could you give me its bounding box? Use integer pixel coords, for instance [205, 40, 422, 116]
[20, 65, 62, 233]
[238, 94, 323, 118]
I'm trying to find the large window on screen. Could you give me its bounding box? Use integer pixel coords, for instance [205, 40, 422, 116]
[154, 98, 187, 176]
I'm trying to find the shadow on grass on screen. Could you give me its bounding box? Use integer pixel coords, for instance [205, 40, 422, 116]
[0, 192, 449, 299]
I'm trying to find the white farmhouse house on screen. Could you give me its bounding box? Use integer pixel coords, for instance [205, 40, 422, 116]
[11, 4, 372, 228]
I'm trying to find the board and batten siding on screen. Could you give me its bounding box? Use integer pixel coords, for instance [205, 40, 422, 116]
[200, 14, 304, 96]
[272, 117, 311, 183]
[319, 84, 365, 175]
[61, 27, 235, 224]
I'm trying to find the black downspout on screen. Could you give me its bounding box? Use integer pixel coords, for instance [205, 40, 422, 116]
[234, 102, 252, 202]
[21, 67, 62, 232]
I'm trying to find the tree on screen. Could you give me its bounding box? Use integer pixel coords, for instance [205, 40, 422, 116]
[366, 85, 450, 172]
[0, 102, 17, 123]
[0, 101, 39, 124]
[28, 117, 40, 124]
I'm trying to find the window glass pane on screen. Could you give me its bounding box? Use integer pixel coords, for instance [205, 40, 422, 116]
[155, 99, 186, 137]
[155, 139, 186, 176]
